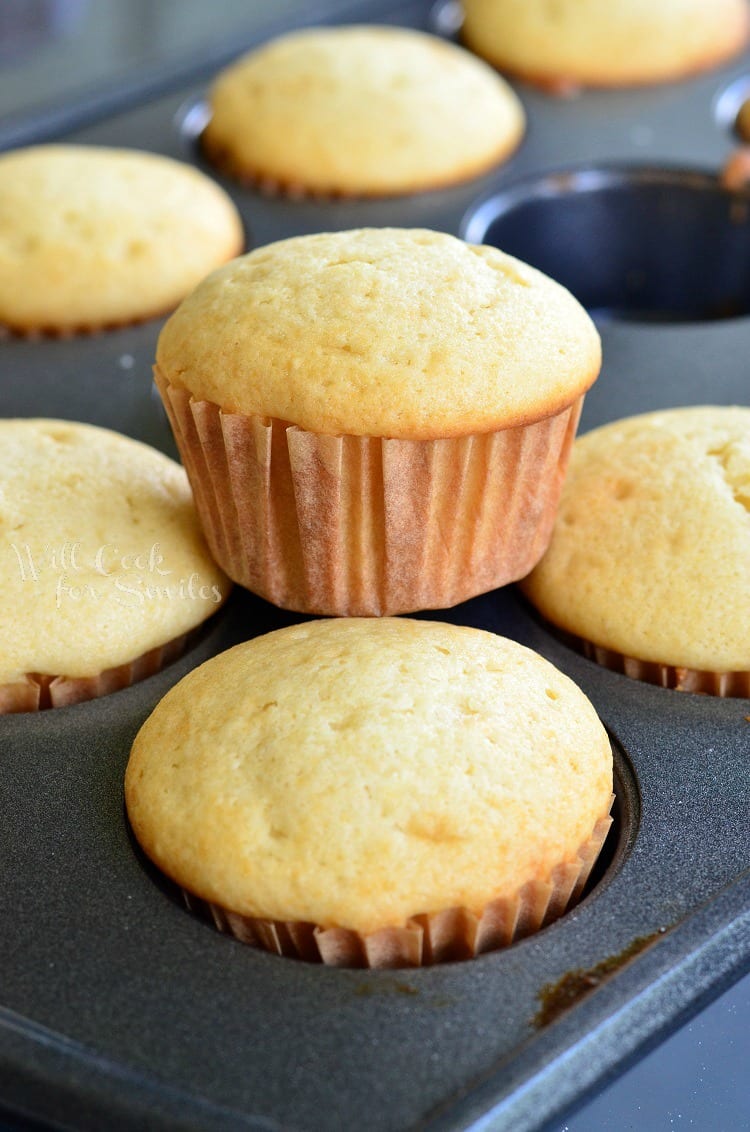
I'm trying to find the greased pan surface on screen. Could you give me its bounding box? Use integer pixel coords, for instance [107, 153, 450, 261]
[1, 2, 749, 1130]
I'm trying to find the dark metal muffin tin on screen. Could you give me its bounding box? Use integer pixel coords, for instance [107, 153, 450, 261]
[1, 1, 749, 1129]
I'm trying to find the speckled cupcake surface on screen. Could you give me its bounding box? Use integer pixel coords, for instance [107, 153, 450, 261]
[125, 618, 613, 965]
[156, 227, 600, 439]
[0, 145, 243, 333]
[202, 25, 525, 196]
[522, 406, 750, 693]
[462, 0, 749, 88]
[0, 419, 229, 710]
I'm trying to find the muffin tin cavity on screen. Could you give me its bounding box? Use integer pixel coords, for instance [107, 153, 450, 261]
[583, 745, 639, 906]
[462, 166, 750, 322]
[128, 740, 637, 967]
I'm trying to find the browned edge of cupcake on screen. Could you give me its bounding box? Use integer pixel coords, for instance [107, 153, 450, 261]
[576, 638, 750, 698]
[182, 802, 614, 968]
[0, 630, 193, 714]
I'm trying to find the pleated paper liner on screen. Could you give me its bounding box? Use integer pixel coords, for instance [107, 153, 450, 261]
[200, 131, 503, 201]
[183, 803, 614, 969]
[0, 301, 184, 341]
[0, 631, 190, 714]
[201, 133, 368, 201]
[577, 639, 750, 698]
[155, 369, 583, 617]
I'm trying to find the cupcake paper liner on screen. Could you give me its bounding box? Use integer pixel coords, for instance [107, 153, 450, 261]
[0, 632, 190, 714]
[0, 303, 177, 340]
[183, 801, 614, 969]
[201, 133, 358, 201]
[201, 132, 508, 202]
[579, 639, 750, 698]
[156, 371, 583, 617]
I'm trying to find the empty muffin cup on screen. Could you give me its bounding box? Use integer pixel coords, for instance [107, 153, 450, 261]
[462, 167, 750, 323]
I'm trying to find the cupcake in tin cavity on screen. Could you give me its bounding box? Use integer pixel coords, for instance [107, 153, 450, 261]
[0, 145, 243, 335]
[0, 420, 230, 712]
[125, 618, 614, 968]
[461, 0, 750, 91]
[201, 25, 525, 197]
[154, 227, 600, 617]
[521, 406, 750, 696]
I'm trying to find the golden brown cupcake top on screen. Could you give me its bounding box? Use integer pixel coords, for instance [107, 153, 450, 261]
[522, 406, 750, 672]
[203, 25, 525, 195]
[125, 618, 613, 934]
[462, 0, 750, 88]
[0, 145, 243, 332]
[155, 228, 601, 439]
[0, 419, 229, 684]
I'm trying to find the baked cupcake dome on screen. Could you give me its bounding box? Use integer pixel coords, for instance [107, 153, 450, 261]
[202, 25, 525, 196]
[154, 227, 600, 616]
[462, 0, 750, 88]
[521, 406, 750, 695]
[125, 618, 614, 967]
[0, 420, 229, 711]
[0, 146, 243, 334]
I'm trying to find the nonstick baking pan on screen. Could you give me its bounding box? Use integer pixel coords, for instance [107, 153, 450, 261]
[1, 2, 749, 1130]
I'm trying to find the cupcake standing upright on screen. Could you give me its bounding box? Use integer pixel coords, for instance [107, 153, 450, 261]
[154, 228, 601, 616]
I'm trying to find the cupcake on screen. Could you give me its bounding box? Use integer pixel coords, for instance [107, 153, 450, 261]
[521, 406, 750, 696]
[201, 25, 525, 197]
[154, 227, 600, 617]
[125, 618, 614, 968]
[0, 420, 230, 712]
[0, 145, 243, 335]
[462, 0, 750, 90]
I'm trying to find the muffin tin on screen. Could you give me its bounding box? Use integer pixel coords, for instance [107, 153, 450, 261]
[1, 0, 749, 1129]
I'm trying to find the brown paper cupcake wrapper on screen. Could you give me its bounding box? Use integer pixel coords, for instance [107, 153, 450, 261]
[578, 639, 750, 699]
[0, 303, 177, 340]
[156, 371, 583, 617]
[202, 133, 362, 201]
[183, 801, 614, 969]
[201, 132, 515, 201]
[0, 631, 190, 714]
